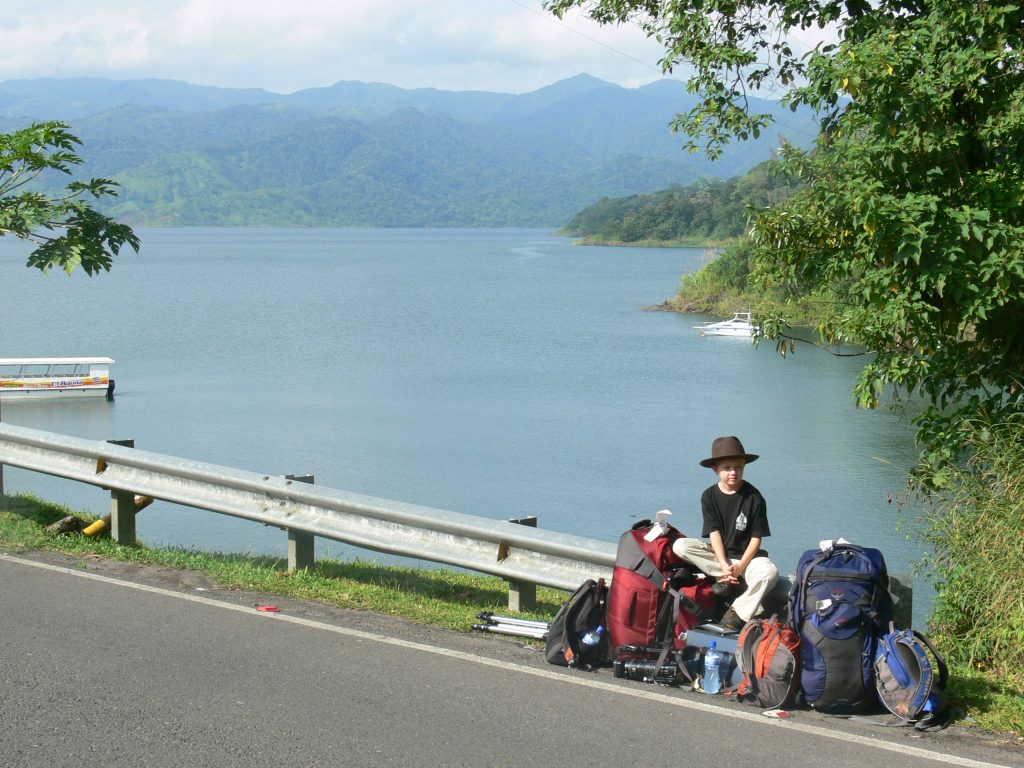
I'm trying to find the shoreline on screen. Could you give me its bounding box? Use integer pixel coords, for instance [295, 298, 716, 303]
[564, 235, 725, 248]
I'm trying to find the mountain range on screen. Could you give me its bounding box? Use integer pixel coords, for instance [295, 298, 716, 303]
[0, 75, 821, 227]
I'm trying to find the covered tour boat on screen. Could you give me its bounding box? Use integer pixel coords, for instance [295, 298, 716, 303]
[0, 357, 115, 399]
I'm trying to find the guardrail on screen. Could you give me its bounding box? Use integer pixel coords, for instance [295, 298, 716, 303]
[0, 422, 912, 622]
[0, 423, 615, 609]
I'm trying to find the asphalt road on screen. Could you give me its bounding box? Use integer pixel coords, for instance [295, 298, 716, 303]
[0, 551, 1019, 768]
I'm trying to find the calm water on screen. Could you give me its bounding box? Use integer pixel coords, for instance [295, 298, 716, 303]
[0, 229, 926, 613]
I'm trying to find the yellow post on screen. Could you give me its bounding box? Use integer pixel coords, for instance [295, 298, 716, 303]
[82, 495, 154, 538]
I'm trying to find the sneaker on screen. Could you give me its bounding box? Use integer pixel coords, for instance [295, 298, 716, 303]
[719, 607, 745, 632]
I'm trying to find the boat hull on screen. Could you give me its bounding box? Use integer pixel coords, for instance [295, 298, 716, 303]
[0, 383, 111, 400]
[698, 326, 756, 337]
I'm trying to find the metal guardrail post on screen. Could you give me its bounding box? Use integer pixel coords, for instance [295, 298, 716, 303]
[288, 530, 315, 571]
[106, 439, 137, 545]
[506, 516, 539, 612]
[110, 489, 137, 545]
[889, 573, 913, 628]
[285, 474, 316, 571]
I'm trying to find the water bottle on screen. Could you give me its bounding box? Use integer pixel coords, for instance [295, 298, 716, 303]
[581, 624, 604, 646]
[703, 640, 722, 695]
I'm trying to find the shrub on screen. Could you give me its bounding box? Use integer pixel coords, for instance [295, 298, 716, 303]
[915, 413, 1024, 693]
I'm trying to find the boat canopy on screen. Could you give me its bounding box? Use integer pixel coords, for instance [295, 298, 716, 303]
[0, 357, 114, 366]
[0, 358, 114, 378]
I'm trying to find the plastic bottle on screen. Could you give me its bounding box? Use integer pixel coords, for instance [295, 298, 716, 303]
[580, 624, 604, 646]
[703, 640, 722, 695]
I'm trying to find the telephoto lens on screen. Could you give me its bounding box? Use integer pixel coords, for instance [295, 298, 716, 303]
[612, 658, 681, 685]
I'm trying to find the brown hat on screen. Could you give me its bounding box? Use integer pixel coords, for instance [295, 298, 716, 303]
[700, 435, 759, 468]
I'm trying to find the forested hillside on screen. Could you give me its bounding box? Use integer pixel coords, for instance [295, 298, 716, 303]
[0, 76, 819, 227]
[64, 105, 703, 227]
[559, 161, 802, 243]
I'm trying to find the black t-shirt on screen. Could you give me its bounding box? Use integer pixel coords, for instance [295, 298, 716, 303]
[700, 481, 770, 558]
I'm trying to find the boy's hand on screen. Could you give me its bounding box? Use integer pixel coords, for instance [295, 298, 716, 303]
[718, 562, 740, 582]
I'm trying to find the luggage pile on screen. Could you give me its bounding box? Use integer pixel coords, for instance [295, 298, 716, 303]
[477, 524, 950, 729]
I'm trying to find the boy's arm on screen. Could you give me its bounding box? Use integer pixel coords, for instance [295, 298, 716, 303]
[708, 530, 738, 581]
[735, 536, 763, 576]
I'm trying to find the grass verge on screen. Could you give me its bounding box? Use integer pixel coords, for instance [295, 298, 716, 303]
[2, 492, 1021, 736]
[0, 493, 564, 633]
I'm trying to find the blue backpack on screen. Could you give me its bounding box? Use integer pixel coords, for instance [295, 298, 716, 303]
[789, 541, 893, 714]
[874, 624, 950, 729]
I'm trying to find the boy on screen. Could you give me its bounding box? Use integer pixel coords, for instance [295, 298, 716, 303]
[672, 435, 779, 631]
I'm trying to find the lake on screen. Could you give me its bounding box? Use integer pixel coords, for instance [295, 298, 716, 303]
[0, 228, 926, 614]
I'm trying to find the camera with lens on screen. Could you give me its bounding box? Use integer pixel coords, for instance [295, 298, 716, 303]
[612, 657, 681, 685]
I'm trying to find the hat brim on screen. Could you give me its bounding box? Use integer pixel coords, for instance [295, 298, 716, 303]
[700, 453, 759, 468]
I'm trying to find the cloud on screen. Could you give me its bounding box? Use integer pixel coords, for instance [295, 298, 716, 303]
[0, 0, 672, 93]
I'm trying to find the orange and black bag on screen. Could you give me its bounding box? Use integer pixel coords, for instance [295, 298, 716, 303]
[735, 616, 802, 709]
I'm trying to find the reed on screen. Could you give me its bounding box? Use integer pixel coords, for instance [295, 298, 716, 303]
[916, 414, 1024, 686]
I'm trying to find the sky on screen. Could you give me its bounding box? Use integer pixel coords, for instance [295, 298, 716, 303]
[0, 0, 683, 95]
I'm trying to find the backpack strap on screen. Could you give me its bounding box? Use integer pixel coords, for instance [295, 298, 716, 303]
[864, 558, 890, 628]
[666, 581, 702, 625]
[758, 624, 785, 680]
[652, 582, 701, 680]
[791, 549, 834, 627]
[733, 618, 764, 700]
[909, 629, 948, 691]
[901, 629, 951, 731]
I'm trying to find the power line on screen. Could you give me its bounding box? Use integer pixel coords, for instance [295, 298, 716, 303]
[506, 0, 663, 74]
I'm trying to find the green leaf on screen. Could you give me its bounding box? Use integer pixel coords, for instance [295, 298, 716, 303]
[1, 121, 139, 274]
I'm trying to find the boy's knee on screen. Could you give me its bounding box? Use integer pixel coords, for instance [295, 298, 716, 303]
[672, 537, 708, 561]
[750, 558, 779, 586]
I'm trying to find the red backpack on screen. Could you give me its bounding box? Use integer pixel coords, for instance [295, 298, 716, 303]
[735, 616, 802, 709]
[606, 520, 716, 656]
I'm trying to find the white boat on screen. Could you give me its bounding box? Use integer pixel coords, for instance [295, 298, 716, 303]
[0, 357, 115, 399]
[694, 311, 758, 337]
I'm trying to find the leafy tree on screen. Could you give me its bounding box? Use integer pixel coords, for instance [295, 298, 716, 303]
[548, 1, 1024, 694]
[753, 3, 1024, 467]
[546, 0, 1024, 459]
[0, 122, 139, 274]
